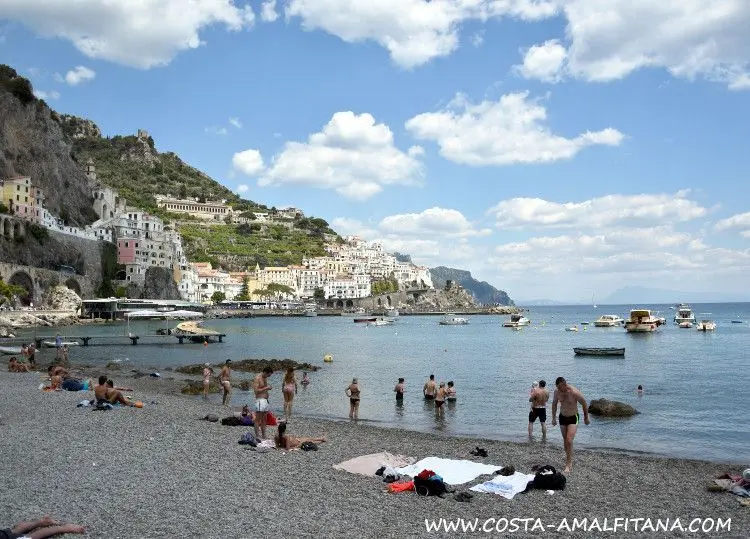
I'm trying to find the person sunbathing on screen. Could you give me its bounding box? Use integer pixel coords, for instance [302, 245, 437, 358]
[8, 357, 30, 372]
[2, 515, 85, 538]
[93, 375, 133, 406]
[274, 421, 326, 450]
[235, 404, 255, 425]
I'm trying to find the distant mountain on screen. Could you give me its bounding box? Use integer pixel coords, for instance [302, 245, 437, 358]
[602, 286, 750, 305]
[429, 266, 513, 306]
[515, 299, 578, 306]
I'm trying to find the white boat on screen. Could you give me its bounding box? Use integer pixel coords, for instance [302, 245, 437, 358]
[503, 314, 531, 328]
[42, 341, 80, 348]
[0, 346, 22, 355]
[678, 321, 693, 329]
[594, 314, 624, 327]
[368, 318, 394, 326]
[566, 326, 579, 332]
[674, 304, 696, 324]
[696, 319, 716, 331]
[625, 309, 661, 333]
[172, 321, 222, 342]
[439, 314, 469, 325]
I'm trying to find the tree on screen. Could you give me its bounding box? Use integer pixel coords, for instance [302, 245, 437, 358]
[115, 286, 128, 298]
[211, 291, 226, 303]
[235, 277, 250, 301]
[0, 278, 26, 303]
[179, 184, 188, 199]
[313, 287, 325, 300]
[266, 283, 294, 299]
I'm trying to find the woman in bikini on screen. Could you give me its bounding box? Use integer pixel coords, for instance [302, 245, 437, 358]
[274, 421, 326, 450]
[281, 367, 298, 420]
[202, 363, 214, 400]
[345, 378, 360, 420]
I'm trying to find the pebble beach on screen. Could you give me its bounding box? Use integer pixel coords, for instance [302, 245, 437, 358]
[1, 368, 748, 538]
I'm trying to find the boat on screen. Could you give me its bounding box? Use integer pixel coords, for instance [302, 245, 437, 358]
[573, 347, 625, 357]
[625, 309, 661, 333]
[172, 321, 222, 342]
[696, 319, 716, 331]
[42, 341, 80, 348]
[353, 317, 377, 323]
[0, 346, 22, 355]
[439, 314, 469, 325]
[594, 314, 624, 327]
[565, 326, 579, 332]
[503, 314, 531, 328]
[674, 304, 696, 324]
[731, 320, 743, 324]
[367, 319, 394, 326]
[580, 322, 590, 325]
[678, 321, 693, 329]
[304, 309, 317, 317]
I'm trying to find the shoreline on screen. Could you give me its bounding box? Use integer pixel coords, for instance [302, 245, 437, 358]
[2, 367, 748, 537]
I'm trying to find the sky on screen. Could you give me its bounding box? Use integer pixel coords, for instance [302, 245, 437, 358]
[1, 0, 750, 302]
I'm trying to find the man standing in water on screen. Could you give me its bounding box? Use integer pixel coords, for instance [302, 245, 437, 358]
[551, 377, 590, 473]
[219, 359, 232, 407]
[528, 379, 549, 439]
[252, 366, 274, 440]
[423, 374, 437, 400]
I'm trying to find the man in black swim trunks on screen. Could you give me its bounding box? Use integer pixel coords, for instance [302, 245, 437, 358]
[551, 376, 590, 473]
[528, 380, 549, 439]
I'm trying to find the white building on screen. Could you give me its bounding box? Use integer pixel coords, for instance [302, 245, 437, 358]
[324, 273, 371, 299]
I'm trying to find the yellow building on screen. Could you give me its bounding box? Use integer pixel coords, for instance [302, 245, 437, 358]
[0, 176, 41, 223]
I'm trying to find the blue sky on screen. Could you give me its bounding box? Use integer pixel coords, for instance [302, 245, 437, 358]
[2, 1, 750, 302]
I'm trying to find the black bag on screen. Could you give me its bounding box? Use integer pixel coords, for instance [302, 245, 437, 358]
[221, 416, 243, 426]
[300, 441, 318, 451]
[414, 476, 449, 497]
[531, 465, 566, 490]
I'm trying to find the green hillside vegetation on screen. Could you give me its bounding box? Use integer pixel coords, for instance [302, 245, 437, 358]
[177, 222, 330, 268]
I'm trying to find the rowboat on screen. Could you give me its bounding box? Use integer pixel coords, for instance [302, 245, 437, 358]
[573, 347, 625, 357]
[0, 346, 22, 356]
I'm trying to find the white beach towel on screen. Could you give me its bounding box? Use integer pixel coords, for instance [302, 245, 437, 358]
[333, 452, 416, 477]
[470, 472, 536, 500]
[396, 457, 501, 485]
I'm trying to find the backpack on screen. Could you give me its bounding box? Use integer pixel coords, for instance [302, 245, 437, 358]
[238, 432, 258, 446]
[300, 441, 318, 451]
[414, 471, 449, 497]
[531, 465, 566, 490]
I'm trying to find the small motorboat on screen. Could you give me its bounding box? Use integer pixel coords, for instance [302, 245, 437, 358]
[580, 322, 590, 326]
[594, 314, 624, 327]
[0, 346, 22, 356]
[439, 314, 469, 325]
[566, 326, 579, 332]
[731, 320, 743, 324]
[503, 314, 531, 328]
[696, 320, 717, 331]
[353, 317, 377, 323]
[678, 321, 693, 329]
[573, 347, 625, 357]
[42, 341, 80, 348]
[367, 319, 394, 327]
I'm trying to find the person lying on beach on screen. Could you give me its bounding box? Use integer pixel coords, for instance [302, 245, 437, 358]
[1, 515, 85, 538]
[93, 376, 133, 407]
[8, 357, 30, 373]
[235, 405, 255, 425]
[274, 421, 326, 450]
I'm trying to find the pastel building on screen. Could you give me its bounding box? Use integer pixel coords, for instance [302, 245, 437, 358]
[0, 176, 41, 224]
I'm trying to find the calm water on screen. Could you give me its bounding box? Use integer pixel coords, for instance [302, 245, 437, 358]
[15, 303, 750, 463]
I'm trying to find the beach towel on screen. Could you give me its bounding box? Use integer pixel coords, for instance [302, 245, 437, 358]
[333, 452, 416, 477]
[396, 457, 501, 485]
[470, 471, 536, 500]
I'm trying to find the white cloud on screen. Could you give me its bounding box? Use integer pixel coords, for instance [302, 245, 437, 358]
[715, 212, 750, 232]
[379, 207, 491, 238]
[515, 39, 567, 83]
[205, 126, 229, 136]
[260, 0, 279, 22]
[64, 66, 96, 86]
[518, 1, 750, 90]
[229, 117, 242, 129]
[258, 111, 423, 200]
[33, 89, 60, 100]
[236, 184, 250, 193]
[406, 91, 623, 166]
[488, 191, 707, 229]
[0, 0, 255, 69]
[232, 149, 265, 176]
[470, 31, 485, 48]
[27, 67, 40, 76]
[284, 0, 560, 69]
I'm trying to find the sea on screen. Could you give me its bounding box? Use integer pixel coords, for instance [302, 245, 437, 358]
[13, 303, 750, 463]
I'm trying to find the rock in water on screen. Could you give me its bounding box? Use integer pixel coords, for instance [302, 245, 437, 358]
[42, 285, 82, 312]
[588, 399, 639, 417]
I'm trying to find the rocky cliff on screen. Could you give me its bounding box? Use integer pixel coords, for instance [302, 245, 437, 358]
[0, 66, 97, 226]
[430, 266, 514, 306]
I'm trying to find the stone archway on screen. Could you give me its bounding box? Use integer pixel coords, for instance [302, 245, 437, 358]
[345, 300, 354, 308]
[8, 270, 34, 305]
[336, 300, 344, 309]
[12, 220, 23, 239]
[1, 217, 10, 239]
[65, 278, 82, 296]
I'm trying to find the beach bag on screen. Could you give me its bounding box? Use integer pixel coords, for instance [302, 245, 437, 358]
[266, 411, 278, 426]
[300, 441, 318, 451]
[531, 465, 566, 490]
[414, 471, 448, 497]
[238, 432, 258, 446]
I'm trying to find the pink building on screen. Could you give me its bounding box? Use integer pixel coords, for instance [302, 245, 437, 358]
[117, 238, 136, 264]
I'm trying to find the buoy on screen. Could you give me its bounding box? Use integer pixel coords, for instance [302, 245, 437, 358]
[323, 354, 333, 363]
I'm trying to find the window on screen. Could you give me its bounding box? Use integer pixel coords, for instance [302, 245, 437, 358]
[125, 242, 129, 247]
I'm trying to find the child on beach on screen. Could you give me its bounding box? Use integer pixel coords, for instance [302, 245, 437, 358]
[1, 515, 85, 538]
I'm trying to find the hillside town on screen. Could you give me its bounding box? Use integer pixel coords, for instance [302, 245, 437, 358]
[1, 145, 434, 304]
